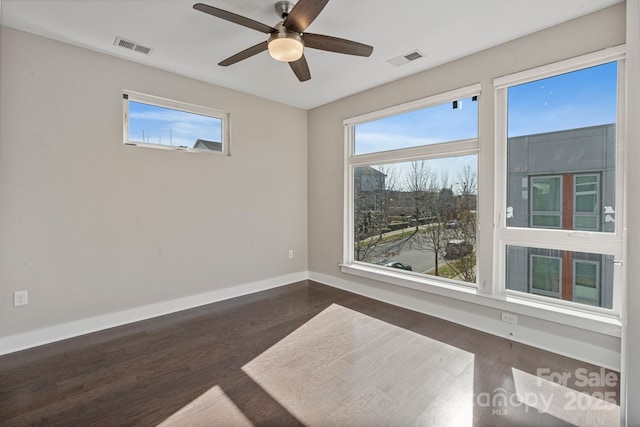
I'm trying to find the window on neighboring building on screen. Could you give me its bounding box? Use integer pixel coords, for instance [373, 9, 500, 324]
[530, 254, 562, 298]
[496, 47, 624, 312]
[574, 259, 601, 306]
[123, 91, 229, 154]
[530, 176, 562, 228]
[344, 85, 480, 286]
[574, 174, 600, 231]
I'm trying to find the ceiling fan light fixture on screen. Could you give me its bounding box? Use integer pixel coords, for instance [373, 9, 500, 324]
[268, 26, 304, 62]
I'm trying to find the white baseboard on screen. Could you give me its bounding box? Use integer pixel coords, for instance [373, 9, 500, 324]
[309, 271, 621, 371]
[1, 270, 620, 372]
[0, 272, 308, 356]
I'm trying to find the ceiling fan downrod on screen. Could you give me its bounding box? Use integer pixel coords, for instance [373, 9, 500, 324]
[274, 1, 295, 19]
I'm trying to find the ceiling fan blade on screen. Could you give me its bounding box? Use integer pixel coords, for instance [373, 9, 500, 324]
[289, 55, 311, 82]
[303, 33, 373, 57]
[283, 0, 329, 33]
[193, 3, 276, 34]
[219, 41, 268, 66]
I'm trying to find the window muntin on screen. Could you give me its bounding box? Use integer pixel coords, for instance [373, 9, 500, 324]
[345, 85, 480, 287]
[123, 92, 229, 154]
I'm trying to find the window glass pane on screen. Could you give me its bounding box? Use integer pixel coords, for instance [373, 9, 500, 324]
[507, 62, 617, 137]
[128, 101, 223, 151]
[353, 156, 477, 285]
[506, 245, 613, 309]
[506, 62, 617, 232]
[354, 97, 478, 155]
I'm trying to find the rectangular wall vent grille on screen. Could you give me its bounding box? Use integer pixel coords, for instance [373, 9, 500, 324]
[114, 37, 153, 55]
[404, 51, 423, 61]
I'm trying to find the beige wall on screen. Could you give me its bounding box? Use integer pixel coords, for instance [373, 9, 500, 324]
[308, 3, 626, 368]
[0, 27, 308, 339]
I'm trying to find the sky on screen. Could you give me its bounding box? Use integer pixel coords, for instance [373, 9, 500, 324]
[127, 60, 617, 167]
[507, 61, 617, 137]
[128, 101, 222, 149]
[354, 61, 618, 191]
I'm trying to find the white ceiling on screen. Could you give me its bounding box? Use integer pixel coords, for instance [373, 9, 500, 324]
[1, 0, 622, 109]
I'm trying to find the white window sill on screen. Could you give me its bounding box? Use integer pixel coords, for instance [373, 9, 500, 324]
[340, 263, 622, 338]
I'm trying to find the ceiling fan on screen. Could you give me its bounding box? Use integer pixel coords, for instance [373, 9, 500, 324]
[193, 0, 373, 82]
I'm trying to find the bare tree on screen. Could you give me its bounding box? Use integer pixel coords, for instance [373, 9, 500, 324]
[401, 163, 451, 276]
[442, 165, 478, 283]
[404, 161, 434, 227]
[457, 164, 477, 210]
[417, 171, 452, 276]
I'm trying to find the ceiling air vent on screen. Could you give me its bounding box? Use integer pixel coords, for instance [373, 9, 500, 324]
[388, 50, 424, 67]
[114, 37, 153, 55]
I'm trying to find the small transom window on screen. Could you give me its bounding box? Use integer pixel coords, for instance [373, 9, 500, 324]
[123, 91, 229, 154]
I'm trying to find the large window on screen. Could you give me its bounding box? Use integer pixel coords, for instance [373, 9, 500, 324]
[343, 47, 624, 319]
[123, 91, 229, 154]
[344, 85, 480, 287]
[496, 47, 625, 312]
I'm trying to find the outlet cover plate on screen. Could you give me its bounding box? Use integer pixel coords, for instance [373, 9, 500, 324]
[501, 312, 518, 325]
[14, 290, 28, 307]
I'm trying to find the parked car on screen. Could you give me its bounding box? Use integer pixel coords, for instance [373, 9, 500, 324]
[444, 240, 473, 260]
[384, 261, 413, 271]
[445, 219, 459, 229]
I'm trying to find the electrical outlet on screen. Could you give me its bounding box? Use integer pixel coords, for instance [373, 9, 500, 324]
[288, 250, 294, 259]
[501, 312, 517, 325]
[14, 290, 28, 307]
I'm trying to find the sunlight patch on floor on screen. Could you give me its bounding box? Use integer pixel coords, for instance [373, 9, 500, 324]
[511, 368, 619, 427]
[242, 303, 475, 426]
[157, 385, 253, 427]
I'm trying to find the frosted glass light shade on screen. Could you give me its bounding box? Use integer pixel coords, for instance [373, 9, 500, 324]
[268, 37, 304, 62]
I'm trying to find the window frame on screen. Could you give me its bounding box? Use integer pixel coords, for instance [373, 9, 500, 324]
[494, 46, 626, 316]
[123, 90, 230, 155]
[342, 84, 481, 290]
[340, 47, 625, 335]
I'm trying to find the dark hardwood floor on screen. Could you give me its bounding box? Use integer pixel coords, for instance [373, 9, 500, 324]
[0, 280, 620, 426]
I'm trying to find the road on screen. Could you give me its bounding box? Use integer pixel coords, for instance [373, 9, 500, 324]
[374, 239, 442, 274]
